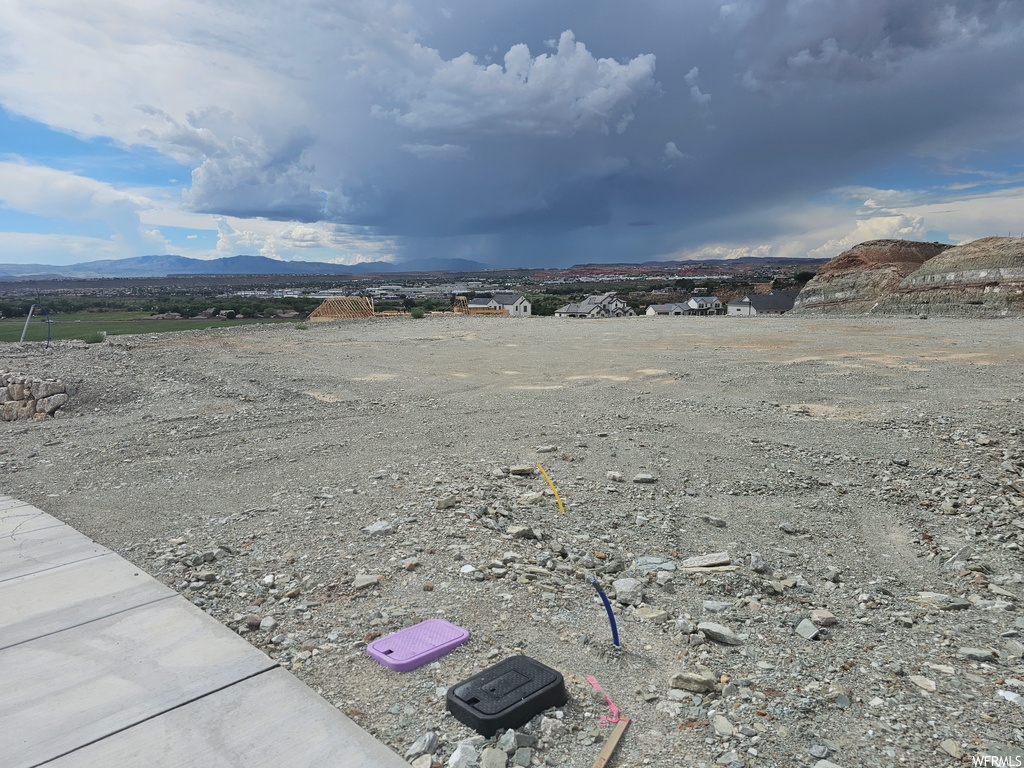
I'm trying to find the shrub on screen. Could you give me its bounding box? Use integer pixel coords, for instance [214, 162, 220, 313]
[83, 330, 107, 344]
[410, 307, 426, 319]
[294, 323, 308, 330]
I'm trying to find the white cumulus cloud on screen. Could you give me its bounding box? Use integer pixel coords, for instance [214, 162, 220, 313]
[392, 31, 657, 136]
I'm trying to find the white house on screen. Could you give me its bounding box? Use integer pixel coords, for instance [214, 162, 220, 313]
[686, 296, 724, 315]
[467, 292, 532, 316]
[555, 292, 636, 318]
[727, 289, 799, 316]
[646, 303, 689, 316]
[493, 292, 531, 316]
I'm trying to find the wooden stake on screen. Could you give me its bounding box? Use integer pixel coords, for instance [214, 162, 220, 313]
[590, 718, 629, 768]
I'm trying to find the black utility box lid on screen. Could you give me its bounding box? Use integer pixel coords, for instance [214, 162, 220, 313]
[446, 655, 567, 736]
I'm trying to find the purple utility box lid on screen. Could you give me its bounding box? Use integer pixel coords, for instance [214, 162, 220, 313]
[367, 618, 470, 672]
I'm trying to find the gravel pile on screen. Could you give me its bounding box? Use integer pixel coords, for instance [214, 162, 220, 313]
[3, 315, 1023, 767]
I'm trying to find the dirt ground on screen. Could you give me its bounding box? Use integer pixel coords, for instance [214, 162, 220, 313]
[3, 315, 1023, 768]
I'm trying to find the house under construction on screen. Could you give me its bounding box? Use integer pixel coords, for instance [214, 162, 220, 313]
[307, 296, 378, 321]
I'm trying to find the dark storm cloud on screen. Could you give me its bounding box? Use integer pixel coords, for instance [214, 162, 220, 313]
[3, 0, 1023, 264]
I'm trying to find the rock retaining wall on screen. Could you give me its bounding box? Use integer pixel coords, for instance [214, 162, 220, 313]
[0, 371, 69, 421]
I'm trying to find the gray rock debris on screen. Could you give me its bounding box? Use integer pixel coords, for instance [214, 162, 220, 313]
[698, 621, 745, 645]
[405, 731, 439, 760]
[362, 520, 393, 536]
[796, 619, 820, 640]
[612, 577, 644, 606]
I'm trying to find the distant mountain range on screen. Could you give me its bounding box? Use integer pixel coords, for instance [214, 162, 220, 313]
[0, 254, 492, 279]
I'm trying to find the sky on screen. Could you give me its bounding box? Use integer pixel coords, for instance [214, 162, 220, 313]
[1, 1, 1023, 269]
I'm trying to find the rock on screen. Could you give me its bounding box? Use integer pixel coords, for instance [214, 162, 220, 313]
[673, 618, 695, 634]
[35, 393, 68, 415]
[406, 731, 439, 760]
[958, 647, 995, 661]
[697, 621, 745, 645]
[632, 473, 657, 483]
[495, 729, 517, 754]
[704, 515, 727, 528]
[506, 525, 535, 539]
[796, 619, 820, 640]
[703, 600, 732, 614]
[32, 380, 65, 398]
[681, 552, 731, 569]
[512, 747, 533, 767]
[435, 495, 459, 510]
[997, 690, 1023, 706]
[411, 756, 432, 768]
[915, 592, 971, 610]
[362, 520, 393, 536]
[352, 574, 379, 589]
[712, 714, 734, 737]
[480, 746, 507, 768]
[245, 614, 262, 630]
[909, 675, 936, 692]
[539, 716, 564, 738]
[1005, 639, 1024, 659]
[779, 522, 797, 534]
[606, 471, 624, 482]
[636, 555, 676, 574]
[513, 734, 534, 749]
[535, 445, 557, 453]
[509, 465, 535, 476]
[519, 491, 544, 505]
[612, 577, 644, 606]
[813, 761, 844, 768]
[809, 745, 830, 759]
[447, 742, 478, 768]
[749, 551, 769, 573]
[810, 609, 837, 626]
[669, 668, 717, 693]
[938, 739, 963, 759]
[259, 617, 277, 632]
[635, 606, 669, 623]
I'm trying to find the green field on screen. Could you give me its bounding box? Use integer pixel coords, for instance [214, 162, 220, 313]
[0, 314, 297, 343]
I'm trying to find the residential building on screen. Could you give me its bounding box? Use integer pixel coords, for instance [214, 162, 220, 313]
[555, 292, 636, 318]
[727, 289, 800, 316]
[686, 296, 725, 315]
[467, 292, 532, 316]
[645, 303, 689, 316]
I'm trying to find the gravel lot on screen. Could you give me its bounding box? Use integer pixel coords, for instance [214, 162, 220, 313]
[3, 315, 1024, 768]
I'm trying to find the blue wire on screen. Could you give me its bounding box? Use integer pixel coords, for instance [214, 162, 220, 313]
[592, 578, 620, 647]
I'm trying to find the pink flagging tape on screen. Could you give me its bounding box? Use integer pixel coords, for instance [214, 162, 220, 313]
[586, 676, 626, 726]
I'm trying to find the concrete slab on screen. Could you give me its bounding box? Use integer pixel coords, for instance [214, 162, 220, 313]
[0, 497, 408, 768]
[0, 598, 277, 768]
[0, 496, 33, 513]
[47, 667, 408, 768]
[0, 554, 176, 650]
[0, 503, 65, 537]
[0, 524, 107, 583]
